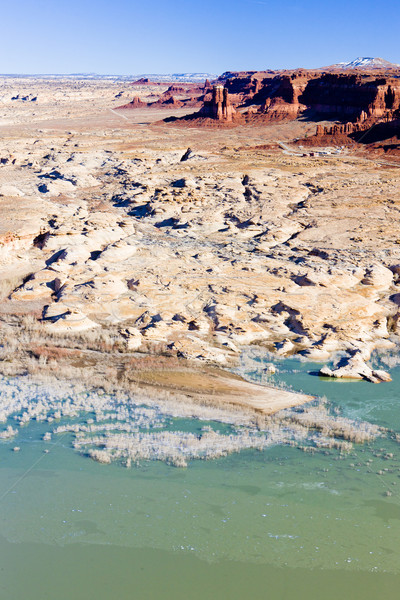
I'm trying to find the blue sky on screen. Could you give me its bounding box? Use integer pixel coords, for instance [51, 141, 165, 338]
[1, 0, 398, 74]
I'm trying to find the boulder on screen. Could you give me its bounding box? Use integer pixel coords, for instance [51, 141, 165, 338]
[319, 351, 391, 383]
[361, 264, 393, 289]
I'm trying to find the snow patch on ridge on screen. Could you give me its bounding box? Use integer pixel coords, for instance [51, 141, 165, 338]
[331, 57, 400, 69]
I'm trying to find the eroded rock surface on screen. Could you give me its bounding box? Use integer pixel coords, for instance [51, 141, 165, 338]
[1, 76, 400, 382]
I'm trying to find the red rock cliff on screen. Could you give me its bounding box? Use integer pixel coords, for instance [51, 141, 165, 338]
[220, 69, 400, 124]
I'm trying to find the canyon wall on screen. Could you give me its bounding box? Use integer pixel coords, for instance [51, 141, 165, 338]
[220, 70, 400, 124]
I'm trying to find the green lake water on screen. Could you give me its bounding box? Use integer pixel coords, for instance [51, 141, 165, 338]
[1, 354, 400, 599]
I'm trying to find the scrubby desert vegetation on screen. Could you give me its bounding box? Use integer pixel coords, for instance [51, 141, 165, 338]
[0, 365, 390, 468]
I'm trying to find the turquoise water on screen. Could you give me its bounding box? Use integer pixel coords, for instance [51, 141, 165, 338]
[1, 355, 400, 599]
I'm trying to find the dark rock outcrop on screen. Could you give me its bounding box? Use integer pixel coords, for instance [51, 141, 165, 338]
[180, 148, 193, 162]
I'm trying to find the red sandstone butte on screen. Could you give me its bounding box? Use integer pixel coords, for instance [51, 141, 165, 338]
[151, 93, 184, 108]
[130, 78, 154, 85]
[116, 96, 146, 109]
[199, 85, 236, 122]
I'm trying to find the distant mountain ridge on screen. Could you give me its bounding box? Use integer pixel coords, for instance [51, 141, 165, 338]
[326, 57, 400, 70]
[0, 73, 217, 83]
[134, 73, 217, 83]
[2, 59, 399, 82]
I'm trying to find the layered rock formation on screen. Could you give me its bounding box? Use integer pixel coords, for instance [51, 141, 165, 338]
[121, 67, 400, 141]
[299, 73, 400, 122]
[221, 69, 400, 125]
[315, 122, 362, 136]
[307, 117, 400, 147]
[122, 65, 400, 136]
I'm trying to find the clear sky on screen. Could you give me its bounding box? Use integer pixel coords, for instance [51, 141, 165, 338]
[1, 0, 398, 75]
